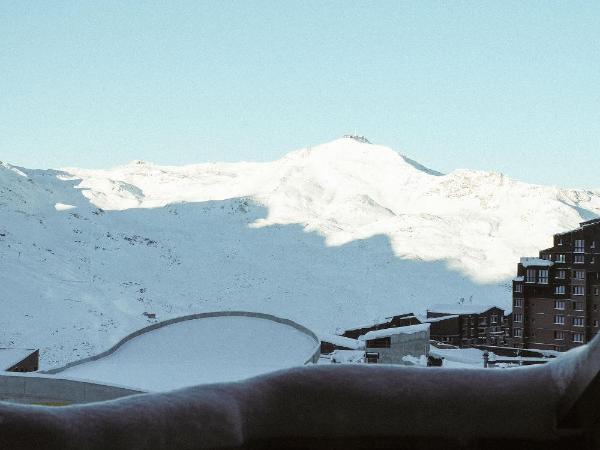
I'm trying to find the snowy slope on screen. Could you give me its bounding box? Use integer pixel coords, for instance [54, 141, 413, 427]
[1, 138, 599, 368]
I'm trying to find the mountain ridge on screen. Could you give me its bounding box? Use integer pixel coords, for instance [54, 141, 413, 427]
[1, 138, 599, 368]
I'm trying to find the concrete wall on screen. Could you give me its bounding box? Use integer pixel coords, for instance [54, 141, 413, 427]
[368, 329, 430, 364]
[0, 372, 141, 404]
[44, 311, 321, 375]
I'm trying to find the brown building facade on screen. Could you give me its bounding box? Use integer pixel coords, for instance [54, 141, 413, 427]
[512, 218, 600, 351]
[427, 305, 508, 347]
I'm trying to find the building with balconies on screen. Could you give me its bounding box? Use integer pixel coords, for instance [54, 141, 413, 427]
[512, 218, 600, 351]
[426, 304, 508, 347]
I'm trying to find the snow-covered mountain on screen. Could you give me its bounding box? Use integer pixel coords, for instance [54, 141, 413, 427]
[2, 138, 599, 368]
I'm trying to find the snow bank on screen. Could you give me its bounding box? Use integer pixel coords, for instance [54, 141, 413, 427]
[54, 203, 76, 211]
[329, 350, 365, 364]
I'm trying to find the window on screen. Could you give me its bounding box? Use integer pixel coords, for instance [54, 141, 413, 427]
[574, 239, 585, 253]
[573, 333, 584, 343]
[594, 304, 599, 312]
[554, 300, 565, 310]
[490, 314, 498, 324]
[478, 317, 487, 326]
[513, 313, 523, 323]
[526, 269, 536, 283]
[514, 284, 523, 293]
[366, 337, 391, 348]
[554, 330, 565, 340]
[556, 254, 566, 263]
[554, 315, 565, 325]
[591, 241, 596, 249]
[558, 238, 563, 246]
[538, 269, 549, 284]
[555, 286, 565, 295]
[574, 254, 585, 264]
[594, 288, 599, 296]
[574, 302, 584, 311]
[514, 328, 522, 338]
[594, 320, 599, 327]
[556, 270, 566, 279]
[574, 270, 585, 280]
[514, 298, 523, 307]
[573, 286, 585, 296]
[573, 317, 585, 327]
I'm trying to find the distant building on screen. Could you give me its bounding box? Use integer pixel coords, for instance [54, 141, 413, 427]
[342, 134, 371, 144]
[424, 314, 461, 346]
[427, 304, 508, 347]
[512, 218, 600, 351]
[359, 323, 430, 365]
[0, 348, 39, 372]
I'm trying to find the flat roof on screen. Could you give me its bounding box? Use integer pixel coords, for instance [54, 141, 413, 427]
[320, 334, 364, 350]
[359, 323, 430, 341]
[520, 257, 553, 268]
[424, 315, 459, 323]
[428, 304, 501, 315]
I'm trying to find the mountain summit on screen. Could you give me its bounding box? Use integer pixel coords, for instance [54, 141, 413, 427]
[63, 137, 600, 282]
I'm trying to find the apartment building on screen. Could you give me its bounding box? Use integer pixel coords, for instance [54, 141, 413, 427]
[427, 304, 508, 347]
[512, 218, 600, 351]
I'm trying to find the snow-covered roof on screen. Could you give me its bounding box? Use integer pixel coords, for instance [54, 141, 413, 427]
[344, 319, 392, 332]
[320, 334, 364, 350]
[329, 350, 365, 364]
[0, 348, 34, 370]
[359, 323, 430, 341]
[428, 304, 500, 315]
[513, 276, 524, 282]
[520, 257, 553, 268]
[424, 315, 459, 323]
[384, 313, 418, 321]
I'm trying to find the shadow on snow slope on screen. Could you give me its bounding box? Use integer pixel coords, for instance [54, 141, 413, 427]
[0, 166, 509, 368]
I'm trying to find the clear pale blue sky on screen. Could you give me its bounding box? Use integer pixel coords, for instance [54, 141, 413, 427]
[1, 1, 599, 188]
